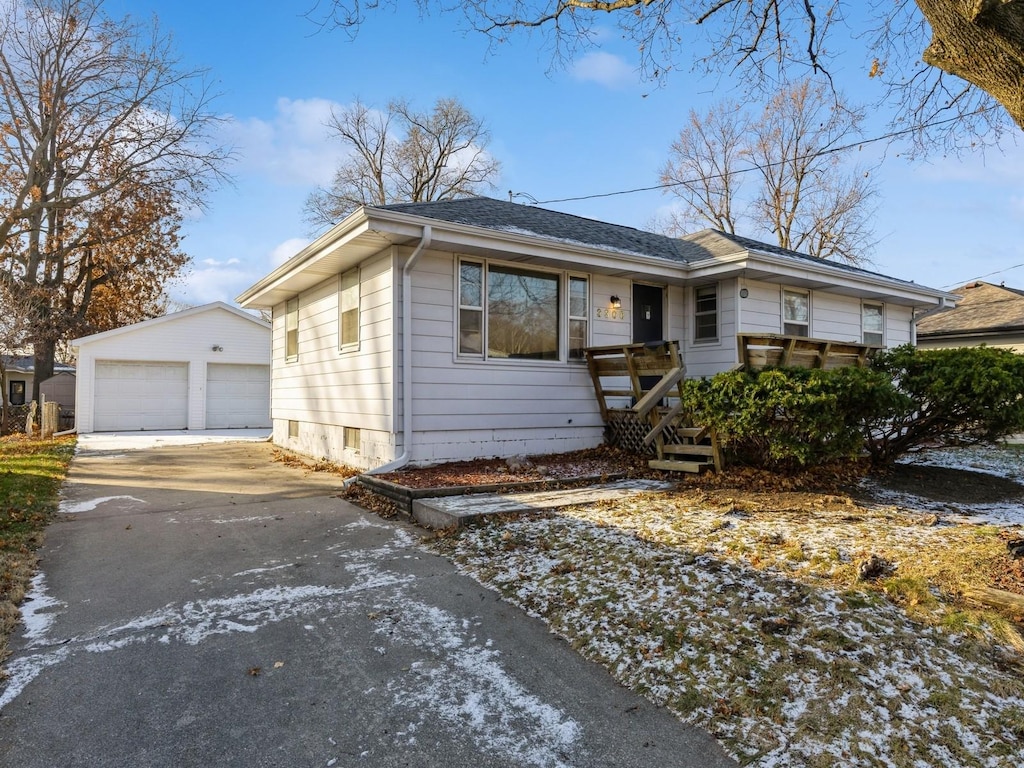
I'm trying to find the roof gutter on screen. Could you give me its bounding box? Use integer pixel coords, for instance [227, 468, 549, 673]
[356, 225, 432, 479]
[687, 250, 957, 304]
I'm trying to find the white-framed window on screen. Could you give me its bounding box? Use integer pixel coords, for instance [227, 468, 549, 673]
[568, 276, 589, 360]
[457, 258, 587, 362]
[287, 419, 299, 438]
[862, 302, 884, 346]
[783, 289, 810, 337]
[459, 261, 484, 356]
[285, 298, 299, 360]
[339, 268, 360, 351]
[693, 284, 718, 343]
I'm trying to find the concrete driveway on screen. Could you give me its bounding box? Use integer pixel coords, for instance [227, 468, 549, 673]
[0, 437, 735, 768]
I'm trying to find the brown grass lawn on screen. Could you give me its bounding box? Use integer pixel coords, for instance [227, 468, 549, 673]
[0, 435, 75, 663]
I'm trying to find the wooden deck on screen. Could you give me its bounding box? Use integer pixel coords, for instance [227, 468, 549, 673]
[584, 342, 720, 474]
[737, 333, 881, 370]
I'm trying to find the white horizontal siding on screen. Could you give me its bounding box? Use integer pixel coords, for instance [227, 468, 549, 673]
[737, 279, 783, 334]
[272, 250, 394, 440]
[886, 305, 913, 347]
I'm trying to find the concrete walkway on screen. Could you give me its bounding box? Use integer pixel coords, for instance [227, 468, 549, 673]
[0, 439, 735, 768]
[412, 479, 673, 529]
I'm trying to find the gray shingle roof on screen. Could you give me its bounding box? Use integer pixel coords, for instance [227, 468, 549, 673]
[1, 355, 75, 373]
[917, 281, 1024, 337]
[372, 197, 896, 284]
[375, 197, 716, 264]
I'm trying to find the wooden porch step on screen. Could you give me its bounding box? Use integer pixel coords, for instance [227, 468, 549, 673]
[662, 443, 715, 456]
[649, 459, 713, 473]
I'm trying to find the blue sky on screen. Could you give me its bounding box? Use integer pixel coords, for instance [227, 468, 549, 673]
[105, 1, 1024, 306]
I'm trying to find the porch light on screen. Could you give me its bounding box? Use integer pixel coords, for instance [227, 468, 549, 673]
[609, 295, 621, 309]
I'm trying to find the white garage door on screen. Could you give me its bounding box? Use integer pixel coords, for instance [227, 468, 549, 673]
[206, 364, 270, 429]
[94, 361, 188, 431]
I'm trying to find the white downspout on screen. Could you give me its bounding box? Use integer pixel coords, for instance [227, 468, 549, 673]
[361, 225, 432, 477]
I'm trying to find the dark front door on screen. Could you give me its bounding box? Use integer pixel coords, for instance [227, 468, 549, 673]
[632, 284, 664, 344]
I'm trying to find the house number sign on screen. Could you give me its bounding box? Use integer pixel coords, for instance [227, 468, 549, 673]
[595, 307, 626, 320]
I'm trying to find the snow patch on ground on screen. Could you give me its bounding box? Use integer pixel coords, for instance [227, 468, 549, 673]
[375, 596, 583, 768]
[18, 573, 64, 647]
[864, 445, 1024, 526]
[59, 495, 147, 515]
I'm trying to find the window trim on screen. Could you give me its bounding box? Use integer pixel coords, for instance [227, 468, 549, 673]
[862, 301, 885, 347]
[567, 274, 590, 361]
[693, 283, 719, 344]
[782, 288, 810, 337]
[285, 298, 299, 361]
[458, 259, 485, 357]
[456, 256, 587, 364]
[339, 268, 360, 352]
[8, 380, 26, 406]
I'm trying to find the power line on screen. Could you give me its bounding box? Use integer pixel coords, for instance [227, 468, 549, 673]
[527, 109, 989, 206]
[941, 262, 1024, 290]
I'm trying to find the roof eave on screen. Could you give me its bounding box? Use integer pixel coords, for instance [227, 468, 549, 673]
[237, 207, 695, 309]
[686, 249, 955, 307]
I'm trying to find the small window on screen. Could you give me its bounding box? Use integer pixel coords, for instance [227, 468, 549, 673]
[568, 276, 589, 360]
[285, 298, 299, 360]
[288, 420, 299, 438]
[783, 290, 809, 337]
[344, 426, 361, 453]
[339, 268, 359, 350]
[693, 285, 718, 343]
[9, 380, 25, 406]
[459, 261, 484, 356]
[863, 303, 884, 346]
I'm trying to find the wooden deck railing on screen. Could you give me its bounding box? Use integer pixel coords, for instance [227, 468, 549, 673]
[737, 333, 882, 370]
[584, 341, 720, 473]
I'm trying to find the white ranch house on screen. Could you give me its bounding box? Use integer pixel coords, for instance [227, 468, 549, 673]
[237, 197, 954, 471]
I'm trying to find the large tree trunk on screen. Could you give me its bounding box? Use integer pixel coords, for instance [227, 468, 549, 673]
[917, 0, 1024, 129]
[31, 340, 55, 405]
[0, 357, 9, 435]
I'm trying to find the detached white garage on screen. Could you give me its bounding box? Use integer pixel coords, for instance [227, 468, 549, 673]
[73, 303, 271, 433]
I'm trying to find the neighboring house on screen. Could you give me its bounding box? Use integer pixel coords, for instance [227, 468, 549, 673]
[1, 355, 75, 410]
[236, 197, 955, 470]
[916, 281, 1024, 350]
[73, 302, 271, 433]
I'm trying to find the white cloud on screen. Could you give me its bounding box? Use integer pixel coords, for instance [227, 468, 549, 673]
[270, 237, 311, 266]
[570, 52, 636, 89]
[221, 97, 347, 186]
[176, 261, 259, 307]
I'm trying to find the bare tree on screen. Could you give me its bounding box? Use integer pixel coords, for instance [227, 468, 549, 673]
[659, 100, 750, 237]
[660, 80, 877, 265]
[305, 97, 501, 229]
[0, 0, 229, 401]
[311, 1, 1021, 141]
